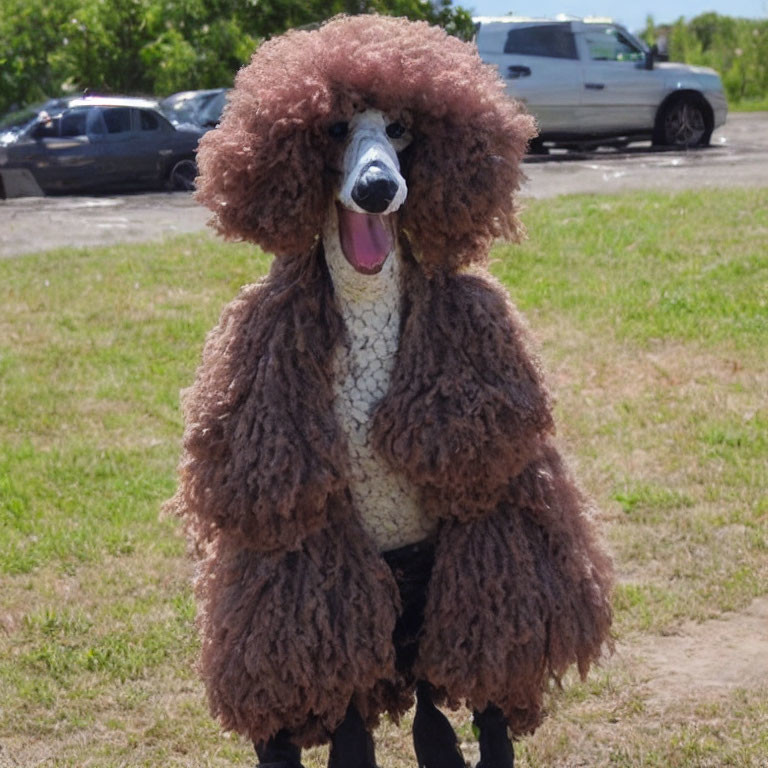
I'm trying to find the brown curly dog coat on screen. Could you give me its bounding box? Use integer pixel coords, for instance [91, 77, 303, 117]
[169, 13, 613, 767]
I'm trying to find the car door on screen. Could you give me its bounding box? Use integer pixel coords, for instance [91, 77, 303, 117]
[576, 24, 664, 134]
[52, 107, 114, 191]
[131, 108, 177, 184]
[91, 106, 142, 188]
[15, 109, 102, 192]
[476, 21, 584, 135]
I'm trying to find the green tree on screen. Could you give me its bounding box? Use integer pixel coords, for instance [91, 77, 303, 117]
[647, 12, 768, 106]
[61, 0, 155, 94]
[0, 0, 77, 110]
[0, 0, 474, 113]
[641, 14, 656, 47]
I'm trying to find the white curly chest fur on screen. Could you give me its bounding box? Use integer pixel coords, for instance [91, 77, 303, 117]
[324, 234, 437, 552]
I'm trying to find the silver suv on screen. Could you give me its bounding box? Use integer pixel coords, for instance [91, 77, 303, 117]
[474, 17, 728, 150]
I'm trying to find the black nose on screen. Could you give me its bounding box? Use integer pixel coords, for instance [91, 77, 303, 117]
[351, 161, 400, 214]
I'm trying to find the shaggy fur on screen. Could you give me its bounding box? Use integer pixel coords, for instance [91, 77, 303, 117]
[194, 502, 404, 746]
[372, 253, 555, 522]
[171, 13, 614, 749]
[170, 246, 347, 553]
[415, 444, 614, 737]
[195, 14, 533, 271]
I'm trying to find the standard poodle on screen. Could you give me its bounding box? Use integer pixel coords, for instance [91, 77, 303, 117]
[169, 14, 613, 768]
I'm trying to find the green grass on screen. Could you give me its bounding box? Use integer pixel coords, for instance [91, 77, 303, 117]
[496, 189, 767, 348]
[1, 187, 766, 766]
[0, 237, 271, 576]
[729, 98, 768, 112]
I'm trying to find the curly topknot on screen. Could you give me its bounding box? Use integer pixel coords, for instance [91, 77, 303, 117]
[195, 14, 536, 271]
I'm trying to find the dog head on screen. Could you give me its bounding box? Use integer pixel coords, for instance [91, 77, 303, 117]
[325, 108, 410, 275]
[196, 14, 536, 273]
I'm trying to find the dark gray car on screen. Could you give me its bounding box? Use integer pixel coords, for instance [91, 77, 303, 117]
[0, 96, 203, 198]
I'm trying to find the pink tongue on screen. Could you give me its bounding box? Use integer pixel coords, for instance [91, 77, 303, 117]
[338, 205, 392, 274]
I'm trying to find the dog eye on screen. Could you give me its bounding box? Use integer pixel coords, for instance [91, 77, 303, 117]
[386, 121, 406, 139]
[328, 121, 349, 140]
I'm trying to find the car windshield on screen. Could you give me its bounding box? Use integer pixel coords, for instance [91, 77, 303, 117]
[198, 91, 228, 126]
[160, 92, 218, 125]
[0, 103, 48, 131]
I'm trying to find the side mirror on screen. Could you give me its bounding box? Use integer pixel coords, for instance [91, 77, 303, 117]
[644, 48, 654, 70]
[652, 43, 669, 62]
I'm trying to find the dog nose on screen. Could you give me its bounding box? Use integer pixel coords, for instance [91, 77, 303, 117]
[351, 161, 400, 214]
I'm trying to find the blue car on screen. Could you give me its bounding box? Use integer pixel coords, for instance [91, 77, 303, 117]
[0, 96, 204, 198]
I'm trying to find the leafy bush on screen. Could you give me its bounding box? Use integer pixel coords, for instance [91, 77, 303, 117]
[642, 12, 768, 107]
[0, 0, 473, 114]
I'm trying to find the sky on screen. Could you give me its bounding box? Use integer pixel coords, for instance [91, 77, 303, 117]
[470, 0, 768, 34]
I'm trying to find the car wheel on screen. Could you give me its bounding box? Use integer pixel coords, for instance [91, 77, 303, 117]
[654, 96, 710, 148]
[169, 158, 197, 191]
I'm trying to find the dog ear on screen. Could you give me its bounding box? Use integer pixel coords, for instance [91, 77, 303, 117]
[400, 107, 536, 273]
[196, 112, 333, 256]
[195, 24, 343, 257]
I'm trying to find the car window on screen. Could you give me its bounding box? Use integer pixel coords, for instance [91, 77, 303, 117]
[199, 91, 227, 126]
[139, 109, 160, 131]
[32, 117, 60, 139]
[584, 27, 645, 62]
[60, 109, 88, 137]
[101, 107, 132, 134]
[504, 24, 578, 60]
[86, 108, 107, 136]
[161, 95, 199, 125]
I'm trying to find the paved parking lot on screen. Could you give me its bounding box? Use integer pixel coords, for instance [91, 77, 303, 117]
[523, 111, 768, 198]
[2, 112, 766, 258]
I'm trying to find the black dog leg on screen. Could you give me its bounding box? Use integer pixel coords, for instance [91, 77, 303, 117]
[412, 682, 466, 768]
[328, 703, 377, 768]
[255, 729, 304, 768]
[473, 705, 514, 768]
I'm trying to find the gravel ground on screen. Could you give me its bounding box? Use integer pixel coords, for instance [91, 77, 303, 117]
[2, 112, 766, 258]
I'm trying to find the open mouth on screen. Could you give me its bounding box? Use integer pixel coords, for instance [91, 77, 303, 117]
[337, 202, 393, 275]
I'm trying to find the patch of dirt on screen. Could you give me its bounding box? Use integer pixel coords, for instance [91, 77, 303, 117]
[0, 742, 19, 768]
[624, 595, 768, 704]
[0, 192, 208, 259]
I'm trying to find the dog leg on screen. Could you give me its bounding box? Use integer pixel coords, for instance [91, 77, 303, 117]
[255, 729, 305, 768]
[328, 703, 377, 768]
[412, 682, 467, 768]
[473, 705, 514, 768]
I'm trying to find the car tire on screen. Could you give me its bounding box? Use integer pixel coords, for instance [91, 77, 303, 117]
[168, 158, 197, 191]
[653, 96, 711, 148]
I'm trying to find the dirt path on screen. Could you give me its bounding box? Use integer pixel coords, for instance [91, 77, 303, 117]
[456, 599, 768, 768]
[626, 596, 768, 704]
[0, 192, 209, 259]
